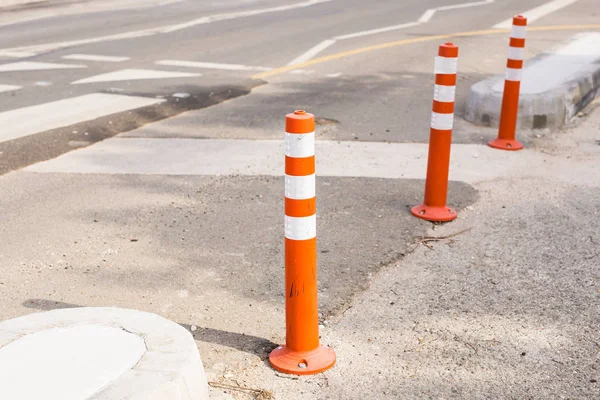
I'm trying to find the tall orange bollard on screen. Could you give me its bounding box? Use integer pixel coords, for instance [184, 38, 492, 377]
[489, 15, 527, 151]
[269, 110, 336, 375]
[412, 43, 459, 223]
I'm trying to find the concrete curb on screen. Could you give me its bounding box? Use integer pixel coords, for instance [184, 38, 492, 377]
[465, 38, 600, 130]
[0, 307, 209, 400]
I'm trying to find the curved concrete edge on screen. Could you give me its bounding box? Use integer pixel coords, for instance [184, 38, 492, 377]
[0, 307, 209, 400]
[464, 57, 600, 130]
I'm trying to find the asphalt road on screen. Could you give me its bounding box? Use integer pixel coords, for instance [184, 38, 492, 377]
[0, 1, 599, 398]
[0, 0, 596, 173]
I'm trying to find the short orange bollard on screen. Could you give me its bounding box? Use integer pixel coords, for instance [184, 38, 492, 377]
[269, 110, 336, 375]
[489, 15, 527, 151]
[412, 43, 459, 223]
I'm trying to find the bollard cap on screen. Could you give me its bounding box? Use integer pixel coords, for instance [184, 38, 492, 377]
[513, 15, 527, 26]
[286, 110, 315, 133]
[438, 42, 458, 58]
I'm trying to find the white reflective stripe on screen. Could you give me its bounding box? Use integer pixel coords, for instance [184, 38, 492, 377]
[285, 131, 315, 158]
[285, 215, 316, 240]
[285, 174, 315, 199]
[433, 84, 456, 102]
[430, 112, 454, 130]
[434, 56, 458, 74]
[507, 47, 524, 60]
[505, 68, 522, 81]
[511, 25, 527, 39]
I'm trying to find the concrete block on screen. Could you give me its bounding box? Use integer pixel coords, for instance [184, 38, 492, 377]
[0, 307, 209, 400]
[465, 32, 600, 130]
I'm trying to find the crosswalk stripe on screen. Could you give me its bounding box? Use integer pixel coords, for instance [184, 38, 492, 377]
[0, 84, 21, 93]
[0, 51, 37, 58]
[156, 60, 272, 71]
[0, 93, 164, 144]
[62, 54, 130, 62]
[0, 61, 86, 72]
[72, 69, 201, 84]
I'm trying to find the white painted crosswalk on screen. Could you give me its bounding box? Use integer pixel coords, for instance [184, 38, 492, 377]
[0, 61, 86, 72]
[62, 54, 130, 63]
[156, 60, 272, 71]
[0, 56, 329, 94]
[0, 93, 164, 144]
[0, 51, 37, 58]
[72, 69, 201, 84]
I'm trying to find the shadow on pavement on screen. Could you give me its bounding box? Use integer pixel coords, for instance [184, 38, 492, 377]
[22, 298, 276, 358]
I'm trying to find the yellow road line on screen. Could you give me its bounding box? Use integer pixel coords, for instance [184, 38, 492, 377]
[252, 24, 600, 80]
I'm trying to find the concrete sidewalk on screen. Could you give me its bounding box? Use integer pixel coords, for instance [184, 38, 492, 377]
[1, 104, 598, 399]
[211, 104, 600, 398]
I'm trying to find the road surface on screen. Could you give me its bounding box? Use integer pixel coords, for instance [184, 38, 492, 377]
[0, 0, 596, 173]
[1, 0, 599, 398]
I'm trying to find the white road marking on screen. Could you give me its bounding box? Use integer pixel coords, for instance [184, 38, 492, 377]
[72, 69, 201, 84]
[493, 0, 581, 28]
[334, 22, 420, 40]
[156, 60, 271, 71]
[433, 0, 494, 12]
[62, 54, 130, 62]
[287, 39, 337, 66]
[326, 73, 343, 78]
[287, 0, 495, 65]
[420, 0, 494, 22]
[418, 9, 437, 23]
[0, 84, 21, 93]
[289, 69, 314, 75]
[492, 32, 600, 94]
[0, 51, 37, 58]
[0, 0, 192, 29]
[24, 138, 599, 187]
[161, 0, 333, 33]
[4, 30, 157, 55]
[0, 61, 86, 72]
[0, 0, 333, 55]
[0, 93, 164, 144]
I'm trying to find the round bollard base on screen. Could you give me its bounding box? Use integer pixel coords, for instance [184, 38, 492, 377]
[269, 345, 336, 375]
[488, 138, 523, 151]
[411, 204, 457, 222]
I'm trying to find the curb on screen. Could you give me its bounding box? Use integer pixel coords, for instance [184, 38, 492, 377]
[0, 307, 209, 400]
[465, 40, 600, 130]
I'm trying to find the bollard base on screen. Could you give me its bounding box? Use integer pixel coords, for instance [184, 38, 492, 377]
[411, 204, 457, 222]
[269, 345, 336, 375]
[488, 138, 523, 151]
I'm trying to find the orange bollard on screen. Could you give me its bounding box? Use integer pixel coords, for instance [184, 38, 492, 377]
[411, 43, 459, 223]
[489, 15, 527, 151]
[269, 110, 336, 376]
